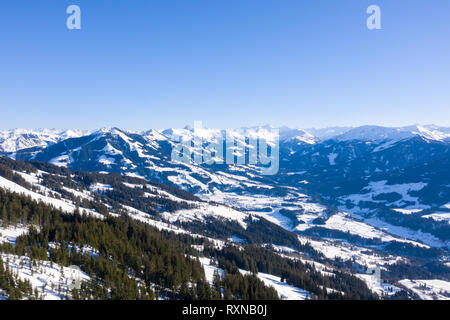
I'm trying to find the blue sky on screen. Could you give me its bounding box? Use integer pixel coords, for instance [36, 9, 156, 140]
[0, 0, 449, 130]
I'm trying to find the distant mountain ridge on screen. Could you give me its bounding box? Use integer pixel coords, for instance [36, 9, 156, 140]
[1, 124, 449, 154]
[0, 125, 449, 246]
[0, 128, 91, 153]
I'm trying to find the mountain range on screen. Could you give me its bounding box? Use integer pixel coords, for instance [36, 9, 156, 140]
[0, 124, 449, 300]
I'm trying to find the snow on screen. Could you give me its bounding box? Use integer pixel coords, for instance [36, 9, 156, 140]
[286, 171, 306, 175]
[230, 235, 245, 243]
[398, 279, 450, 300]
[145, 187, 197, 206]
[168, 172, 209, 192]
[320, 212, 429, 248]
[62, 186, 93, 201]
[293, 257, 334, 277]
[372, 140, 399, 152]
[410, 125, 450, 142]
[333, 124, 450, 143]
[2, 126, 450, 300]
[279, 128, 317, 145]
[161, 203, 249, 229]
[49, 242, 99, 259]
[142, 129, 168, 141]
[122, 182, 143, 189]
[359, 214, 449, 248]
[89, 183, 113, 193]
[14, 171, 40, 185]
[392, 208, 423, 215]
[305, 127, 352, 141]
[341, 180, 428, 208]
[327, 153, 338, 165]
[356, 274, 402, 296]
[205, 189, 407, 246]
[239, 269, 311, 300]
[123, 205, 189, 235]
[1, 125, 448, 157]
[302, 236, 404, 267]
[98, 155, 116, 167]
[101, 142, 123, 156]
[0, 176, 77, 212]
[164, 124, 450, 148]
[257, 273, 311, 300]
[271, 245, 296, 254]
[0, 176, 104, 220]
[1, 253, 90, 300]
[0, 129, 90, 153]
[49, 154, 71, 167]
[204, 189, 325, 233]
[109, 129, 155, 159]
[422, 212, 450, 223]
[125, 172, 146, 179]
[197, 257, 224, 284]
[0, 226, 28, 246]
[122, 205, 227, 250]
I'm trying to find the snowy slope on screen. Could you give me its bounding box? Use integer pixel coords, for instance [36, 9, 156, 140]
[398, 279, 450, 300]
[333, 125, 450, 142]
[1, 253, 91, 300]
[0, 129, 90, 153]
[239, 269, 311, 300]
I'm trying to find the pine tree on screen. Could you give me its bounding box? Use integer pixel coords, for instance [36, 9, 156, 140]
[212, 270, 222, 299]
[1, 205, 8, 228]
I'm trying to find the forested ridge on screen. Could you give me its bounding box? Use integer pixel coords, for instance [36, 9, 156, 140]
[204, 245, 378, 300]
[0, 188, 280, 300]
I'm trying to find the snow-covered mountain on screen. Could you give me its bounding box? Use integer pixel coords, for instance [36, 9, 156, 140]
[1, 125, 449, 236]
[2, 124, 449, 154]
[2, 125, 449, 212]
[0, 124, 449, 300]
[332, 125, 450, 143]
[160, 123, 450, 144]
[2, 125, 448, 247]
[0, 129, 90, 154]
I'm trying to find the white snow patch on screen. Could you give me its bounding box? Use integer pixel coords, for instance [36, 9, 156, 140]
[239, 269, 311, 300]
[356, 274, 402, 296]
[328, 153, 338, 165]
[422, 212, 450, 224]
[341, 180, 429, 208]
[98, 155, 116, 167]
[321, 212, 429, 247]
[198, 257, 224, 285]
[49, 155, 71, 167]
[1, 253, 90, 300]
[392, 208, 423, 215]
[398, 279, 450, 300]
[0, 226, 28, 246]
[89, 183, 113, 193]
[161, 203, 248, 229]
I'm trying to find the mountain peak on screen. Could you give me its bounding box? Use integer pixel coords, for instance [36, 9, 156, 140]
[332, 124, 450, 142]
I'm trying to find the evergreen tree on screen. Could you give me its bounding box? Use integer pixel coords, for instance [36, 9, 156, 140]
[1, 205, 8, 228]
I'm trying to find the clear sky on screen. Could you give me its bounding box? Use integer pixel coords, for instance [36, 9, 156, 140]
[0, 0, 449, 130]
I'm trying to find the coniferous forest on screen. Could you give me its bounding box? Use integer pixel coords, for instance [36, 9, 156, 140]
[0, 188, 282, 300]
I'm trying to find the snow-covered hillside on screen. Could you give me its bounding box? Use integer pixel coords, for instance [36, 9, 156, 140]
[0, 129, 90, 153]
